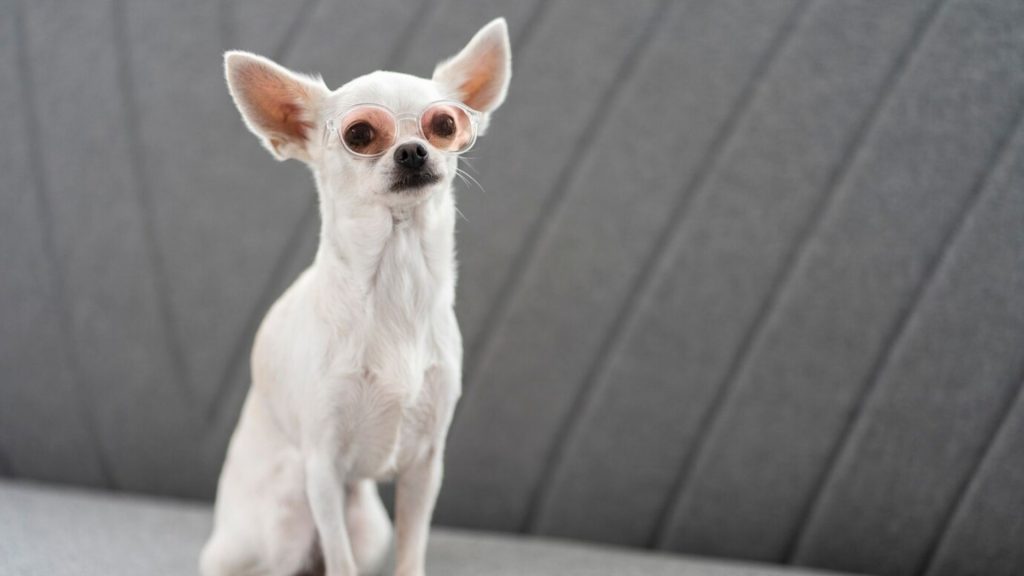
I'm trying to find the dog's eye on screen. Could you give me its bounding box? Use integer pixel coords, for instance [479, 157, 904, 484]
[430, 114, 456, 139]
[344, 122, 375, 150]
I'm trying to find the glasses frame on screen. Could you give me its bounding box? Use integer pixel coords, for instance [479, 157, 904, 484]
[324, 100, 481, 158]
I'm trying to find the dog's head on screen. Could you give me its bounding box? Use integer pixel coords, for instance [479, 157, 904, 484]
[224, 18, 511, 209]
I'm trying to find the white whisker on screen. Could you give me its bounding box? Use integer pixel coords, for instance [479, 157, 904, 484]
[459, 158, 481, 174]
[456, 168, 486, 195]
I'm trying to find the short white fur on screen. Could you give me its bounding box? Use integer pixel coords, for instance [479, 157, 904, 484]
[201, 18, 511, 576]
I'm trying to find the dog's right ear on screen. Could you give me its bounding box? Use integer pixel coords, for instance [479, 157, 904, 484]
[224, 51, 329, 162]
[433, 18, 512, 135]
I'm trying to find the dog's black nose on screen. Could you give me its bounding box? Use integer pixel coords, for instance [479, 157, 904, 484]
[393, 142, 428, 170]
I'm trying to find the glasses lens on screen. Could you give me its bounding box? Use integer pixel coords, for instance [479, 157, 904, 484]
[420, 103, 475, 153]
[339, 106, 396, 156]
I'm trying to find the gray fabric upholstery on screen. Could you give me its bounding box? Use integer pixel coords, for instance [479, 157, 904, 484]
[0, 480, 850, 576]
[1, 0, 1022, 575]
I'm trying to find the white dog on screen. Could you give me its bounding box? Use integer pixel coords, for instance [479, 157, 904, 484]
[200, 19, 511, 576]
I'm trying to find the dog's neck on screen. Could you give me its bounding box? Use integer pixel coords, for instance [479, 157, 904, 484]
[310, 183, 457, 319]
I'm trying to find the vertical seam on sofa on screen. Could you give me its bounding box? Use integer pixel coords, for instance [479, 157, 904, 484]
[218, 0, 236, 54]
[110, 0, 195, 402]
[382, 0, 438, 72]
[204, 191, 317, 422]
[911, 112, 1024, 576]
[763, 0, 947, 560]
[523, 0, 810, 536]
[461, 0, 679, 399]
[651, 0, 948, 553]
[919, 370, 1024, 576]
[205, 0, 445, 424]
[272, 0, 323, 66]
[509, 0, 556, 71]
[789, 43, 1024, 566]
[12, 0, 116, 488]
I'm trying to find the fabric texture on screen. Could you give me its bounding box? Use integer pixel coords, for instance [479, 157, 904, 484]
[1, 0, 1022, 575]
[0, 480, 851, 576]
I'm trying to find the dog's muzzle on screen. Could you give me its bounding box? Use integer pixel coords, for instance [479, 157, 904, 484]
[390, 169, 440, 192]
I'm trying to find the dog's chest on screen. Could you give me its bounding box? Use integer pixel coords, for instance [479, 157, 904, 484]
[330, 227, 449, 478]
[339, 362, 443, 479]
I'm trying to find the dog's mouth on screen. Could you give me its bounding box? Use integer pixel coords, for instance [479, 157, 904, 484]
[389, 170, 441, 193]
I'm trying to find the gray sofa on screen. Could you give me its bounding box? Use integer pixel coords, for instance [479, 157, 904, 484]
[2, 0, 1022, 575]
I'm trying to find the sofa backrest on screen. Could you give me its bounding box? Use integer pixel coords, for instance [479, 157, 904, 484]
[2, 1, 1022, 575]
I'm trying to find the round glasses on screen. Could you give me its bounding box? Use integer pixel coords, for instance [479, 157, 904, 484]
[326, 101, 479, 158]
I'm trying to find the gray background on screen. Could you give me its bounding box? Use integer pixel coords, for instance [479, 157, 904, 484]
[1, 1, 1023, 575]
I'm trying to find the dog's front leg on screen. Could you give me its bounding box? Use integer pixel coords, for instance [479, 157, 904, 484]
[394, 449, 443, 576]
[306, 453, 358, 576]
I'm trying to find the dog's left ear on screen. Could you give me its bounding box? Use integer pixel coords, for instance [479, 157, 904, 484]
[224, 51, 329, 162]
[433, 18, 512, 134]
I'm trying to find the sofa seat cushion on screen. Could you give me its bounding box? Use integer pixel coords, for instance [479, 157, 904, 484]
[0, 480, 854, 575]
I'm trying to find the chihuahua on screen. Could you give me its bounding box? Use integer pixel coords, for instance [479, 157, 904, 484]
[200, 19, 511, 576]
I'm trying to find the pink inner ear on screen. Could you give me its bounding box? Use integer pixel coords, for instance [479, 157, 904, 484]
[275, 102, 313, 142]
[233, 60, 315, 143]
[456, 43, 505, 112]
